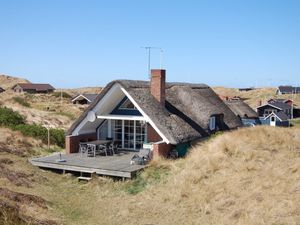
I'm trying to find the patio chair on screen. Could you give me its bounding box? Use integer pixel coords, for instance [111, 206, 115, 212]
[86, 144, 96, 157]
[79, 142, 88, 156]
[95, 144, 108, 156]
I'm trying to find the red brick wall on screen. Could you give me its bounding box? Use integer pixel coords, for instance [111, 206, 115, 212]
[65, 133, 97, 154]
[150, 69, 166, 105]
[152, 143, 173, 158]
[147, 124, 162, 142]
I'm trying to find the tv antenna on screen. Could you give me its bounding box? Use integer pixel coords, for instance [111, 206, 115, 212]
[141, 46, 164, 78]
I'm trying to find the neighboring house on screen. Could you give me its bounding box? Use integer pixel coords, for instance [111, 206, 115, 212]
[72, 94, 98, 105]
[260, 111, 290, 127]
[267, 98, 300, 118]
[257, 101, 292, 127]
[257, 102, 292, 119]
[276, 86, 300, 95]
[224, 100, 260, 126]
[0, 87, 5, 93]
[66, 69, 242, 157]
[12, 83, 55, 93]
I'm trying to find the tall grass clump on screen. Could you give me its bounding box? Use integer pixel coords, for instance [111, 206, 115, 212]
[12, 96, 31, 107]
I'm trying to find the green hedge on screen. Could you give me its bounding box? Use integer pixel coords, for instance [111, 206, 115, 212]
[0, 106, 65, 148]
[0, 107, 25, 126]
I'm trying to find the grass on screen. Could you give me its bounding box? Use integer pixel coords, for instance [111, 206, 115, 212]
[123, 164, 170, 195]
[12, 96, 31, 107]
[31, 147, 63, 156]
[1, 126, 300, 225]
[291, 118, 300, 126]
[51, 91, 72, 99]
[54, 111, 77, 120]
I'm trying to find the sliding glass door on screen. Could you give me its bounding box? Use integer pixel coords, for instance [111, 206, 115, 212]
[124, 120, 134, 149]
[113, 120, 147, 150]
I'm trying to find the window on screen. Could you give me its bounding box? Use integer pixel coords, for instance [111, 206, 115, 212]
[97, 120, 108, 139]
[113, 120, 147, 150]
[119, 99, 136, 110]
[264, 109, 276, 117]
[271, 116, 275, 122]
[209, 116, 216, 130]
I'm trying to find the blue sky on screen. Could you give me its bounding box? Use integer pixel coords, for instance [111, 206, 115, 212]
[0, 0, 300, 88]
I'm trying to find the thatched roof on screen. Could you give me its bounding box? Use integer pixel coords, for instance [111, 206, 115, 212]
[224, 100, 258, 119]
[67, 80, 242, 144]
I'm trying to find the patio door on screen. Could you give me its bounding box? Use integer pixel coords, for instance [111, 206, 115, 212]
[124, 120, 134, 149]
[114, 120, 147, 150]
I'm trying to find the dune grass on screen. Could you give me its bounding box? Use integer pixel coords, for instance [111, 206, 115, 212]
[1, 126, 300, 225]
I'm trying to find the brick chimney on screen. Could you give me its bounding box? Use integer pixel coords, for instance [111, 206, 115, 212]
[150, 69, 166, 105]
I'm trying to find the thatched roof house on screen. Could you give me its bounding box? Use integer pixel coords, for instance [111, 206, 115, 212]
[66, 70, 242, 157]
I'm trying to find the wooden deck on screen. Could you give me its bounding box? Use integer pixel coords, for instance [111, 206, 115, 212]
[30, 151, 146, 179]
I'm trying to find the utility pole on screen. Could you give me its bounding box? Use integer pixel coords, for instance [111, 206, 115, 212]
[160, 49, 164, 69]
[141, 47, 163, 78]
[60, 88, 63, 105]
[47, 127, 50, 150]
[291, 88, 294, 120]
[43, 124, 51, 149]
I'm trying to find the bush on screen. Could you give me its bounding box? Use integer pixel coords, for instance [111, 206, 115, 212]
[12, 97, 31, 107]
[49, 128, 65, 148]
[12, 124, 65, 148]
[52, 91, 72, 99]
[0, 107, 25, 126]
[0, 106, 65, 148]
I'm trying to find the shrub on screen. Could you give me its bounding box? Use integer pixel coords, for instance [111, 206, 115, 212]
[12, 124, 65, 148]
[0, 106, 65, 148]
[0, 107, 25, 126]
[49, 128, 65, 148]
[12, 97, 31, 107]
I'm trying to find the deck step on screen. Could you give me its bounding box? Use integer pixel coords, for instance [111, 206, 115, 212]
[78, 176, 92, 181]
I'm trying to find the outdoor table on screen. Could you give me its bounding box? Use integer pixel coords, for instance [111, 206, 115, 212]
[85, 140, 111, 157]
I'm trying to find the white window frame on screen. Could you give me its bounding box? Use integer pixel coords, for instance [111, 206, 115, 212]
[110, 119, 147, 150]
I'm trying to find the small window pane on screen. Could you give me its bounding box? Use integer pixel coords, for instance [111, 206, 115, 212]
[119, 99, 136, 109]
[209, 116, 216, 130]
